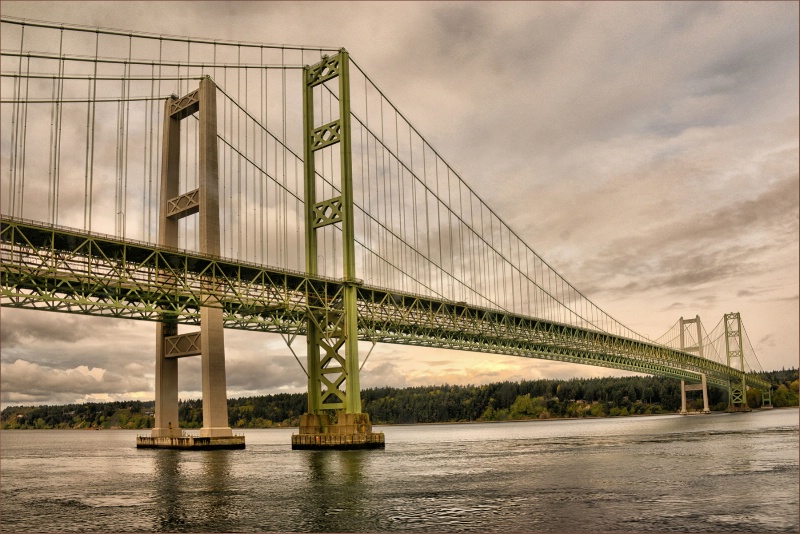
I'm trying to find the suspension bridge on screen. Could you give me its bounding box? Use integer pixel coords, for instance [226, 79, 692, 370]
[0, 18, 772, 449]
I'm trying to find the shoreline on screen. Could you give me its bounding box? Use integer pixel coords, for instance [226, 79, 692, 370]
[3, 406, 795, 431]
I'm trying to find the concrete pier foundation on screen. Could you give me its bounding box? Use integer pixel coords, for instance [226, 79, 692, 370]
[137, 434, 245, 450]
[725, 403, 752, 413]
[292, 413, 385, 450]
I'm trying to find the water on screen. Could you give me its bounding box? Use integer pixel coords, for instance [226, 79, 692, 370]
[1, 409, 797, 532]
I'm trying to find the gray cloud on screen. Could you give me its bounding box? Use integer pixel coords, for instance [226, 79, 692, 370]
[0, 358, 151, 405]
[1, 310, 118, 346]
[580, 173, 799, 296]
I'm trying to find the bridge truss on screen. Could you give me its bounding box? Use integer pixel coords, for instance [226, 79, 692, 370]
[0, 217, 771, 393]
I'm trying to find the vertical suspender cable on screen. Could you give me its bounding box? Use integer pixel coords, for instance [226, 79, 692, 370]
[237, 46, 242, 260]
[364, 76, 372, 283]
[260, 48, 265, 265]
[83, 73, 93, 230]
[434, 156, 443, 297]
[48, 75, 56, 225]
[122, 36, 132, 239]
[360, 119, 367, 282]
[225, 65, 233, 257]
[264, 54, 270, 264]
[222, 66, 228, 256]
[467, 190, 475, 303]
[179, 53, 184, 245]
[501, 223, 507, 310]
[272, 65, 278, 264]
[506, 231, 512, 312]
[282, 48, 288, 269]
[295, 156, 301, 270]
[531, 249, 537, 317]
[510, 230, 515, 312]
[19, 54, 30, 218]
[54, 29, 65, 225]
[476, 202, 484, 303]
[487, 209, 494, 306]
[140, 64, 149, 241]
[147, 61, 155, 241]
[189, 40, 197, 251]
[8, 25, 24, 217]
[489, 211, 496, 305]
[474, 197, 481, 303]
[154, 38, 162, 240]
[114, 75, 120, 235]
[422, 144, 431, 293]
[245, 53, 251, 261]
[193, 64, 199, 250]
[457, 175, 465, 302]
[379, 97, 387, 286]
[384, 100, 393, 286]
[523, 240, 530, 316]
[505, 230, 511, 312]
[393, 108, 402, 291]
[446, 167, 454, 301]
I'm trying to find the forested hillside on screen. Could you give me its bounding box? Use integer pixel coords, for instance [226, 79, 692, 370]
[2, 369, 797, 430]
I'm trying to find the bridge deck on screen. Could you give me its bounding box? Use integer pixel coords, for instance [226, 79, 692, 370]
[0, 217, 771, 391]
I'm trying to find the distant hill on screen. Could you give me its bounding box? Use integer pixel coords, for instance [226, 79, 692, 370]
[2, 369, 796, 430]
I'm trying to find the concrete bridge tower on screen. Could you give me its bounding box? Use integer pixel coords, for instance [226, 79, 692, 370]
[679, 316, 710, 414]
[138, 78, 244, 449]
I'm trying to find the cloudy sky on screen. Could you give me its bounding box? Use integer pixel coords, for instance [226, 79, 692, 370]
[1, 1, 798, 408]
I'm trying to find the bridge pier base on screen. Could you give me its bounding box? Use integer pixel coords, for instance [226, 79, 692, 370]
[725, 405, 752, 413]
[137, 434, 245, 450]
[291, 412, 385, 450]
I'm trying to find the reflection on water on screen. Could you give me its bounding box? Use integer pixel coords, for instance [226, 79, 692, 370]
[154, 451, 186, 530]
[200, 450, 236, 526]
[0, 409, 797, 532]
[152, 448, 238, 532]
[298, 451, 368, 532]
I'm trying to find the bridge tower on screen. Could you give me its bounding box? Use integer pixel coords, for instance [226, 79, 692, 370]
[679, 316, 710, 414]
[139, 78, 244, 449]
[724, 312, 751, 412]
[292, 50, 384, 449]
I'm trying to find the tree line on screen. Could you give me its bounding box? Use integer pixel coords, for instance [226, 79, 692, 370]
[2, 369, 797, 430]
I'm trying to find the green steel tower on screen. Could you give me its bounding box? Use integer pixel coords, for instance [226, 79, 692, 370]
[724, 312, 750, 412]
[292, 50, 384, 449]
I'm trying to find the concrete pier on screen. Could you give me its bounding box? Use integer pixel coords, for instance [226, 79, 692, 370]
[137, 434, 245, 450]
[291, 413, 385, 450]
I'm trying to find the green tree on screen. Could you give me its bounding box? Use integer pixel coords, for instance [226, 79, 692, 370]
[510, 394, 547, 419]
[773, 384, 799, 407]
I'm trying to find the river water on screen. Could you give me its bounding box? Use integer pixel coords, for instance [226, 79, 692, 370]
[1, 409, 797, 532]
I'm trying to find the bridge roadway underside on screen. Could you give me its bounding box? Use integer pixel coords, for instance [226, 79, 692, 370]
[0, 217, 770, 392]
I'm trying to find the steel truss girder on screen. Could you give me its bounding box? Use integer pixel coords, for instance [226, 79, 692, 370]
[0, 217, 771, 393]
